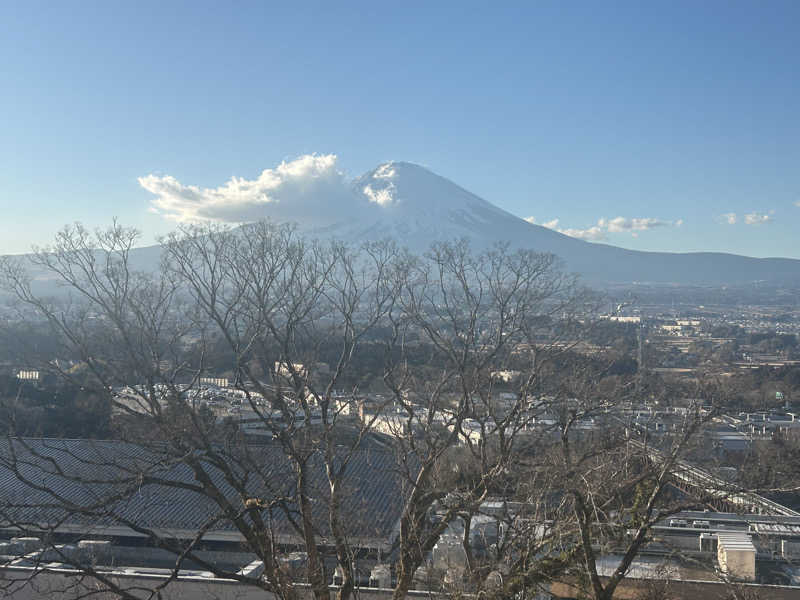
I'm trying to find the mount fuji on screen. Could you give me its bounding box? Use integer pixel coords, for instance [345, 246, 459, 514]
[285, 161, 800, 285]
[10, 161, 800, 289]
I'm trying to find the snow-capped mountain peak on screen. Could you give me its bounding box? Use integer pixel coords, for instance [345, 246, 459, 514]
[135, 158, 800, 285]
[354, 161, 496, 213]
[302, 161, 800, 285]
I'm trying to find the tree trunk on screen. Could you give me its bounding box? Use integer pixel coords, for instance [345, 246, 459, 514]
[298, 468, 330, 600]
[392, 555, 416, 600]
[330, 479, 355, 600]
[461, 513, 476, 576]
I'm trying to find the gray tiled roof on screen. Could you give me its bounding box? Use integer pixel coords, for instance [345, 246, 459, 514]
[0, 438, 406, 546]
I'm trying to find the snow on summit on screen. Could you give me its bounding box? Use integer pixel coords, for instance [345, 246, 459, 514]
[140, 156, 570, 249]
[355, 161, 504, 214]
[138, 155, 800, 284]
[360, 163, 399, 206]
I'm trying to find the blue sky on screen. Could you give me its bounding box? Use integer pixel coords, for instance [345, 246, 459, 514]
[1, 0, 798, 256]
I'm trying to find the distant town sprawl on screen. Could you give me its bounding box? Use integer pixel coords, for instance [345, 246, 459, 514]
[2, 223, 800, 600]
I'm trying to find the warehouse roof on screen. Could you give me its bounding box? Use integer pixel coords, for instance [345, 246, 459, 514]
[0, 438, 407, 548]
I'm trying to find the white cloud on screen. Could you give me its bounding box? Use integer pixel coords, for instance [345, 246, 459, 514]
[139, 154, 360, 225]
[743, 211, 773, 225]
[526, 216, 604, 239]
[141, 158, 686, 244]
[559, 226, 607, 241]
[525, 217, 560, 229]
[720, 211, 775, 226]
[795, 200, 800, 207]
[601, 216, 674, 232]
[526, 215, 681, 242]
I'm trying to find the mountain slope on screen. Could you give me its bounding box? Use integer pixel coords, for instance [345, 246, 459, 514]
[296, 162, 800, 285]
[7, 162, 800, 288]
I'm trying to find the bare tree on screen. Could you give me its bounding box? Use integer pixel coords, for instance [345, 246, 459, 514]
[0, 221, 736, 600]
[0, 221, 407, 600]
[491, 369, 737, 600]
[375, 240, 587, 600]
[161, 221, 408, 600]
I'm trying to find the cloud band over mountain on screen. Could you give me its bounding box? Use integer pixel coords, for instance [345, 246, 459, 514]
[525, 215, 682, 241]
[141, 154, 686, 247]
[140, 154, 359, 225]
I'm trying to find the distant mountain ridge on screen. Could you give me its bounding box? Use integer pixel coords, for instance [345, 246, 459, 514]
[296, 161, 800, 285]
[8, 161, 800, 288]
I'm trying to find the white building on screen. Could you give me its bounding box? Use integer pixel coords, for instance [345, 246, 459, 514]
[717, 532, 756, 581]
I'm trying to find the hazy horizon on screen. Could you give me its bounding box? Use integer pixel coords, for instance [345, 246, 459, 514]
[2, 1, 799, 259]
